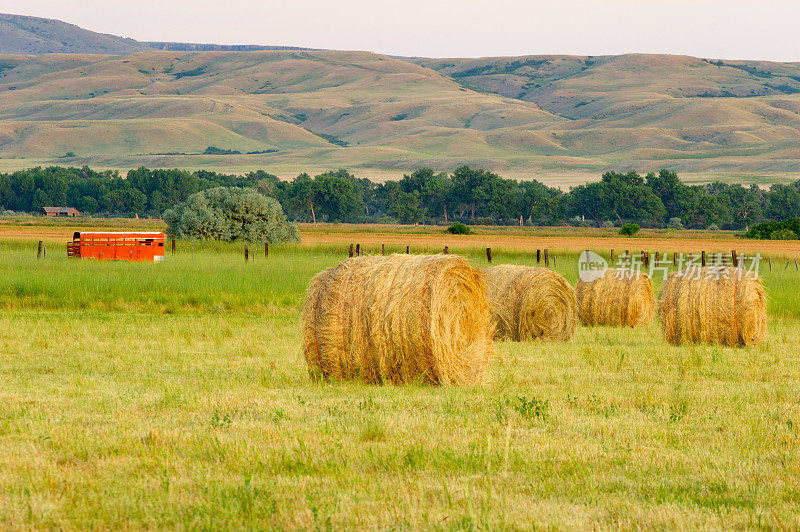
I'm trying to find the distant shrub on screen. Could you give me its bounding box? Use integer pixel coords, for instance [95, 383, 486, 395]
[667, 217, 684, 230]
[747, 218, 800, 240]
[619, 223, 640, 236]
[174, 66, 207, 79]
[378, 215, 398, 225]
[601, 221, 615, 228]
[708, 223, 720, 231]
[204, 146, 241, 155]
[474, 217, 496, 226]
[447, 222, 471, 235]
[569, 216, 594, 227]
[770, 228, 797, 240]
[163, 187, 299, 243]
[316, 133, 349, 147]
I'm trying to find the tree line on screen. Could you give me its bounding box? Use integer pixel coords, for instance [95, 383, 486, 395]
[2, 165, 800, 231]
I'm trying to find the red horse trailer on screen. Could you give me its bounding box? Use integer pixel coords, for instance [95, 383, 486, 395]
[67, 232, 166, 262]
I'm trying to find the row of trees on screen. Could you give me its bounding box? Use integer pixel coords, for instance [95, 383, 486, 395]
[0, 166, 255, 216]
[2, 165, 800, 230]
[259, 168, 799, 230]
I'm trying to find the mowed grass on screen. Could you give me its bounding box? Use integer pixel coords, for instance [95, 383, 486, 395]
[1, 238, 800, 528]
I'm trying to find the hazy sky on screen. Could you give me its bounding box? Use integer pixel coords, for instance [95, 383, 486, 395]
[4, 0, 800, 61]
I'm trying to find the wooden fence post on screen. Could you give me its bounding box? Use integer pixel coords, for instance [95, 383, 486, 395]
[244, 245, 249, 262]
[486, 247, 492, 263]
[381, 244, 385, 255]
[673, 252, 677, 266]
[731, 249, 737, 267]
[544, 249, 549, 267]
[444, 246, 449, 254]
[536, 249, 541, 263]
[701, 251, 706, 267]
[406, 245, 410, 254]
[171, 239, 176, 254]
[610, 249, 614, 262]
[768, 257, 772, 271]
[349, 243, 354, 258]
[37, 240, 43, 259]
[356, 243, 360, 257]
[553, 255, 557, 268]
[265, 242, 269, 259]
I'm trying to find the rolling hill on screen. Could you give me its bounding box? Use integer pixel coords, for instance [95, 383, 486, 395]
[0, 13, 150, 55]
[0, 13, 311, 55]
[0, 14, 799, 184]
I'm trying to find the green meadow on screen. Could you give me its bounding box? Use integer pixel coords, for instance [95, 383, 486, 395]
[0, 238, 799, 529]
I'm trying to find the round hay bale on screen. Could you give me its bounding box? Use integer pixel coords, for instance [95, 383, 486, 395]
[301, 254, 492, 385]
[658, 266, 766, 346]
[576, 268, 655, 327]
[483, 265, 577, 342]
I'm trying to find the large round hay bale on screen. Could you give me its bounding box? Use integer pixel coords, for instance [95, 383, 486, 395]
[658, 266, 766, 346]
[483, 265, 577, 342]
[301, 254, 492, 385]
[576, 268, 655, 327]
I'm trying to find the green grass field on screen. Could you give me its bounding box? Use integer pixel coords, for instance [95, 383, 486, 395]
[1, 236, 799, 529]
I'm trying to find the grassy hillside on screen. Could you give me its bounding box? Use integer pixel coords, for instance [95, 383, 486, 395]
[418, 54, 800, 172]
[0, 50, 566, 176]
[0, 14, 149, 55]
[0, 13, 310, 56]
[0, 48, 799, 183]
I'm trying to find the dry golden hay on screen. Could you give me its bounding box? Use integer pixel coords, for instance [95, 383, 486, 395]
[301, 254, 493, 385]
[658, 266, 766, 347]
[576, 268, 655, 327]
[483, 264, 577, 342]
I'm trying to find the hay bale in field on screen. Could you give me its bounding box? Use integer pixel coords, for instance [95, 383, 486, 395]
[576, 268, 655, 327]
[658, 266, 766, 346]
[483, 265, 577, 342]
[301, 254, 492, 385]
